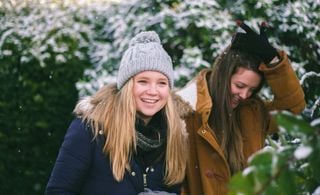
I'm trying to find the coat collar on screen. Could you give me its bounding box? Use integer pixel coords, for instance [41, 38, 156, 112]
[73, 96, 93, 117]
[175, 69, 213, 123]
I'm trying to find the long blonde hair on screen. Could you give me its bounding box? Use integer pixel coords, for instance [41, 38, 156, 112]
[80, 79, 187, 185]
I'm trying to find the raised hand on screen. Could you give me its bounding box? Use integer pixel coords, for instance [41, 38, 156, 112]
[231, 20, 279, 64]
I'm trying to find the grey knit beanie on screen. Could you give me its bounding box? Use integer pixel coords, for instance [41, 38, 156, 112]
[117, 31, 174, 89]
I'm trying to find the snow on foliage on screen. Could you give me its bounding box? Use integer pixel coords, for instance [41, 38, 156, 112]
[0, 1, 93, 68]
[1, 0, 319, 98]
[75, 0, 235, 95]
[313, 186, 320, 195]
[294, 145, 313, 160]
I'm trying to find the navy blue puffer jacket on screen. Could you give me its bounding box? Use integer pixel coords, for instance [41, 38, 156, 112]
[45, 118, 180, 195]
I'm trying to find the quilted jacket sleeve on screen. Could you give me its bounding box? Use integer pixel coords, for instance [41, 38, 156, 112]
[260, 51, 306, 114]
[45, 118, 93, 194]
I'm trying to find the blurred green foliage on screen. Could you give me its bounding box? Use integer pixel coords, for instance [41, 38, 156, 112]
[229, 112, 320, 195]
[0, 4, 90, 193]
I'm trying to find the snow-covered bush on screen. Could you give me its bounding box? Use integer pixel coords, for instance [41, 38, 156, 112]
[76, 0, 235, 95]
[0, 1, 94, 194]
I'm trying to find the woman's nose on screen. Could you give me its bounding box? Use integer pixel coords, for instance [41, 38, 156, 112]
[146, 85, 157, 94]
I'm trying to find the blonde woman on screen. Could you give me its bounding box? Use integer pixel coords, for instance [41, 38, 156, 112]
[46, 31, 188, 195]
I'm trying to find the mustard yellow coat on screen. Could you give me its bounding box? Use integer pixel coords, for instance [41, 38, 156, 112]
[176, 51, 306, 195]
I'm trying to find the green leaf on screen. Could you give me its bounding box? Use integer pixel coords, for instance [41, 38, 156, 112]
[249, 148, 274, 167]
[277, 167, 297, 195]
[276, 112, 314, 135]
[228, 171, 254, 195]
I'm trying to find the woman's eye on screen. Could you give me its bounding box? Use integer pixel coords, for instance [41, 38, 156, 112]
[236, 84, 244, 89]
[159, 81, 168, 85]
[137, 80, 148, 84]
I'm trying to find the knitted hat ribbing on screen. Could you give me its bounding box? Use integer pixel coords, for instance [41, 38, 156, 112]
[117, 31, 174, 89]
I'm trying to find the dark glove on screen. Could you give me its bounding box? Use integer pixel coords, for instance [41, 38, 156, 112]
[231, 20, 280, 64]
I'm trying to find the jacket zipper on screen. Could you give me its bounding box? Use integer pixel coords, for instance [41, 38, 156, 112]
[143, 167, 150, 188]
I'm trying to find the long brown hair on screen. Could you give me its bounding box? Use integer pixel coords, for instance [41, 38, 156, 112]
[208, 47, 265, 173]
[79, 80, 188, 185]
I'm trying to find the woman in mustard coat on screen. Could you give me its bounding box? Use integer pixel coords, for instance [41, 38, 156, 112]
[176, 21, 306, 194]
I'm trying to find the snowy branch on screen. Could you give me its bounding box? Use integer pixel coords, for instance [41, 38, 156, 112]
[300, 71, 320, 85]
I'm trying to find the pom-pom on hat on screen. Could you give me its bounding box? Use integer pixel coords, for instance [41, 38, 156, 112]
[117, 31, 174, 89]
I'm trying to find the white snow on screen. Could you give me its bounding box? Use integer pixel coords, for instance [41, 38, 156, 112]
[294, 146, 313, 160]
[312, 186, 320, 195]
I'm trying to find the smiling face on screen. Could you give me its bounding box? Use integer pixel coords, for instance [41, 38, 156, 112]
[133, 71, 170, 124]
[230, 67, 262, 108]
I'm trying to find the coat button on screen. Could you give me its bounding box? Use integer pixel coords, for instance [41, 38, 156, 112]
[131, 171, 136, 176]
[205, 170, 214, 178]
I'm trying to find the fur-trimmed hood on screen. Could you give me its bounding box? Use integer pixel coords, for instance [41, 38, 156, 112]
[73, 96, 94, 117]
[73, 85, 194, 119]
